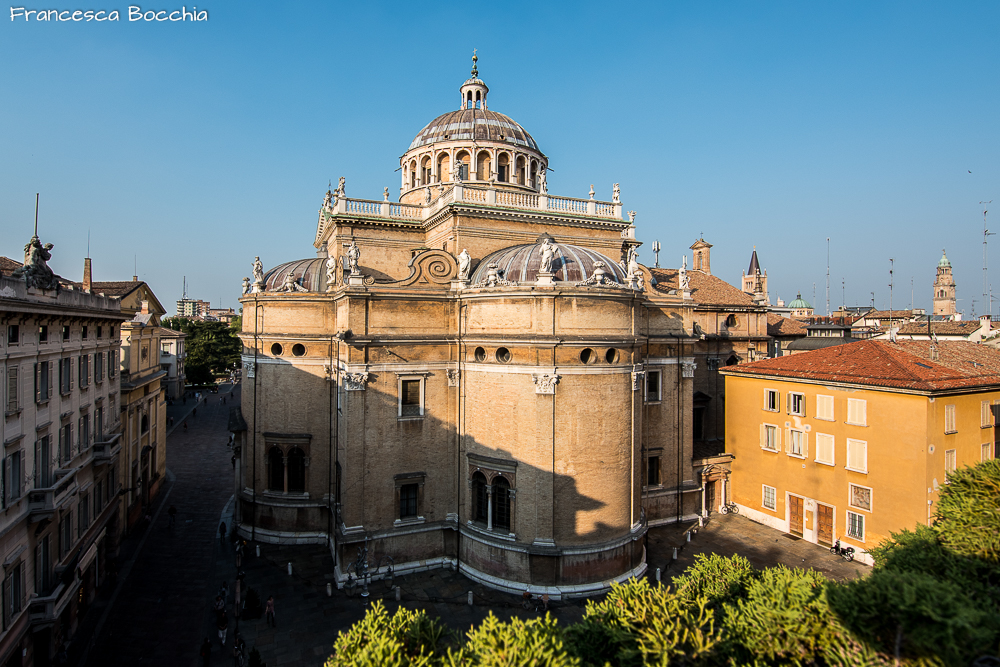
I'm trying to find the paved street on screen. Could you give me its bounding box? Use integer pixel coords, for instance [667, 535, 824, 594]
[77, 385, 866, 667]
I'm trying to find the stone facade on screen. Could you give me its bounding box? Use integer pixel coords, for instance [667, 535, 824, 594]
[235, 62, 703, 598]
[0, 271, 127, 667]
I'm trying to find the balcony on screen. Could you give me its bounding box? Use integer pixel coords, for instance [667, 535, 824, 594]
[29, 575, 77, 627]
[27, 467, 79, 523]
[92, 433, 122, 466]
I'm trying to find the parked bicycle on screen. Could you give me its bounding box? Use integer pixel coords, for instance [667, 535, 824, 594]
[521, 591, 549, 612]
[720, 502, 739, 515]
[343, 538, 395, 599]
[830, 539, 855, 561]
[232, 632, 246, 667]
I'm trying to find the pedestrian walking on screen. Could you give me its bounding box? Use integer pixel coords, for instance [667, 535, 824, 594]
[193, 407, 197, 417]
[265, 595, 276, 627]
[219, 521, 227, 543]
[217, 610, 229, 646]
[214, 594, 225, 613]
[183, 422, 188, 431]
[168, 505, 177, 527]
[200, 637, 211, 666]
[231, 454, 237, 470]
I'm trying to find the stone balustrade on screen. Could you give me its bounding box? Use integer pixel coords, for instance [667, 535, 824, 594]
[328, 184, 624, 222]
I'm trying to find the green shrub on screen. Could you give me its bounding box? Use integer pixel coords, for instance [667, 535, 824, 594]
[934, 458, 1000, 564]
[326, 602, 449, 667]
[569, 578, 719, 666]
[672, 553, 758, 608]
[444, 613, 579, 667]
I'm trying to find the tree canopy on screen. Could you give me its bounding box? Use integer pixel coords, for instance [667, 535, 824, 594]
[161, 317, 241, 386]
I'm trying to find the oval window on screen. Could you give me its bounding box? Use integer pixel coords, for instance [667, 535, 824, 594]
[580, 348, 595, 364]
[605, 348, 618, 364]
[496, 347, 511, 363]
[270, 343, 283, 355]
[725, 314, 738, 327]
[474, 347, 487, 362]
[292, 344, 306, 357]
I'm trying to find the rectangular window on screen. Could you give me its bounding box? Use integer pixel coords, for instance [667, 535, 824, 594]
[762, 484, 776, 510]
[984, 443, 994, 461]
[763, 389, 778, 412]
[34, 535, 50, 595]
[6, 325, 18, 347]
[761, 424, 779, 452]
[59, 358, 72, 395]
[646, 370, 661, 402]
[80, 414, 90, 451]
[34, 361, 51, 402]
[62, 325, 70, 341]
[983, 400, 994, 428]
[846, 398, 867, 426]
[945, 405, 956, 434]
[5, 366, 17, 413]
[108, 352, 116, 378]
[945, 448, 957, 474]
[815, 433, 835, 465]
[60, 423, 71, 463]
[849, 483, 872, 511]
[399, 483, 418, 518]
[97, 326, 102, 338]
[400, 379, 422, 417]
[79, 493, 90, 537]
[34, 435, 52, 488]
[6, 452, 21, 503]
[79, 355, 90, 388]
[95, 352, 104, 383]
[647, 456, 660, 486]
[59, 512, 72, 556]
[81, 326, 88, 340]
[846, 439, 867, 473]
[788, 392, 805, 416]
[95, 407, 103, 441]
[846, 511, 865, 541]
[816, 394, 834, 421]
[3, 561, 24, 626]
[38, 325, 47, 343]
[787, 429, 806, 457]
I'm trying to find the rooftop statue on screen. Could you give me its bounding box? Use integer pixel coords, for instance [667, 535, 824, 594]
[537, 167, 547, 194]
[13, 235, 58, 290]
[325, 253, 338, 289]
[252, 256, 265, 292]
[457, 249, 471, 280]
[347, 240, 361, 275]
[241, 277, 251, 295]
[538, 237, 556, 274]
[679, 255, 690, 290]
[279, 271, 308, 293]
[612, 183, 620, 203]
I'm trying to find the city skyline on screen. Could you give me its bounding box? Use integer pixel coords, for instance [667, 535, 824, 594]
[2, 1, 998, 315]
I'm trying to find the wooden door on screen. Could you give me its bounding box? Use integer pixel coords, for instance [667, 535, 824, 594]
[706, 481, 717, 514]
[817, 504, 834, 546]
[789, 496, 804, 536]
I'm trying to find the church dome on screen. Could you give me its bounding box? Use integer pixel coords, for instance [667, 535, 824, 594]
[263, 258, 327, 292]
[470, 237, 626, 285]
[408, 108, 538, 153]
[788, 292, 812, 309]
[938, 251, 951, 268]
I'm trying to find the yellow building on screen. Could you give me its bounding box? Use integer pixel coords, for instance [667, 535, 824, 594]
[721, 339, 1000, 564]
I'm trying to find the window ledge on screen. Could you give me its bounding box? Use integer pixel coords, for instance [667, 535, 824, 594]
[4, 410, 21, 419]
[814, 460, 835, 467]
[644, 400, 662, 405]
[944, 430, 957, 435]
[845, 466, 868, 474]
[465, 521, 516, 541]
[845, 422, 868, 427]
[393, 516, 425, 527]
[762, 504, 777, 512]
[848, 505, 871, 514]
[397, 416, 424, 422]
[787, 453, 806, 460]
[815, 417, 834, 422]
[760, 447, 780, 453]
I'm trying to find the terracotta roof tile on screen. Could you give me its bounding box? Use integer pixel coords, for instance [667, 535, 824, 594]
[721, 339, 1000, 391]
[896, 321, 981, 336]
[767, 313, 808, 336]
[89, 281, 143, 297]
[0, 257, 21, 276]
[650, 269, 755, 307]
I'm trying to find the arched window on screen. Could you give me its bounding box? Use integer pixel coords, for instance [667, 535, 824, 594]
[421, 157, 432, 186]
[516, 156, 526, 185]
[140, 414, 148, 433]
[267, 447, 284, 491]
[726, 355, 740, 367]
[476, 152, 491, 181]
[497, 154, 509, 183]
[467, 90, 473, 108]
[475, 91, 481, 109]
[438, 154, 450, 183]
[472, 472, 488, 523]
[287, 447, 305, 492]
[409, 161, 417, 189]
[492, 476, 511, 531]
[725, 314, 738, 327]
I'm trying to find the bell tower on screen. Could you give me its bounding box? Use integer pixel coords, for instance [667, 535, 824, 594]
[932, 250, 957, 316]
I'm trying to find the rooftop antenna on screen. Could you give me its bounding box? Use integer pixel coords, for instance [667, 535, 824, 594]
[826, 237, 831, 316]
[182, 275, 187, 300]
[842, 278, 845, 311]
[871, 291, 875, 310]
[133, 254, 137, 282]
[910, 277, 914, 311]
[33, 193, 39, 238]
[87, 229, 91, 257]
[982, 201, 994, 317]
[812, 282, 816, 310]
[889, 258, 895, 336]
[651, 240, 661, 268]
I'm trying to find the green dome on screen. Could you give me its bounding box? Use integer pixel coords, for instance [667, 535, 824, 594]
[938, 251, 951, 268]
[788, 291, 812, 309]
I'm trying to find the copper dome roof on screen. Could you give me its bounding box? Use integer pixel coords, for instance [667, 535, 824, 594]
[407, 108, 539, 153]
[263, 258, 327, 292]
[470, 241, 626, 285]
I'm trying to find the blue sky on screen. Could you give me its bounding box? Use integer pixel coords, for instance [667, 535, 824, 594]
[1, 1, 998, 316]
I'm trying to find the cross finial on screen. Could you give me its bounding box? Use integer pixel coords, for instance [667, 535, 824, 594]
[471, 49, 478, 78]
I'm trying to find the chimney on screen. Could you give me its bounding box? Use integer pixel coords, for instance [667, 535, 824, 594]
[82, 257, 92, 292]
[929, 345, 939, 362]
[140, 300, 149, 315]
[981, 314, 991, 335]
[132, 275, 138, 282]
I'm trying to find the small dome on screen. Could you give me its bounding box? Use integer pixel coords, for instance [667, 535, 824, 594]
[938, 251, 951, 268]
[788, 292, 812, 309]
[263, 258, 327, 292]
[408, 108, 539, 152]
[469, 239, 626, 285]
